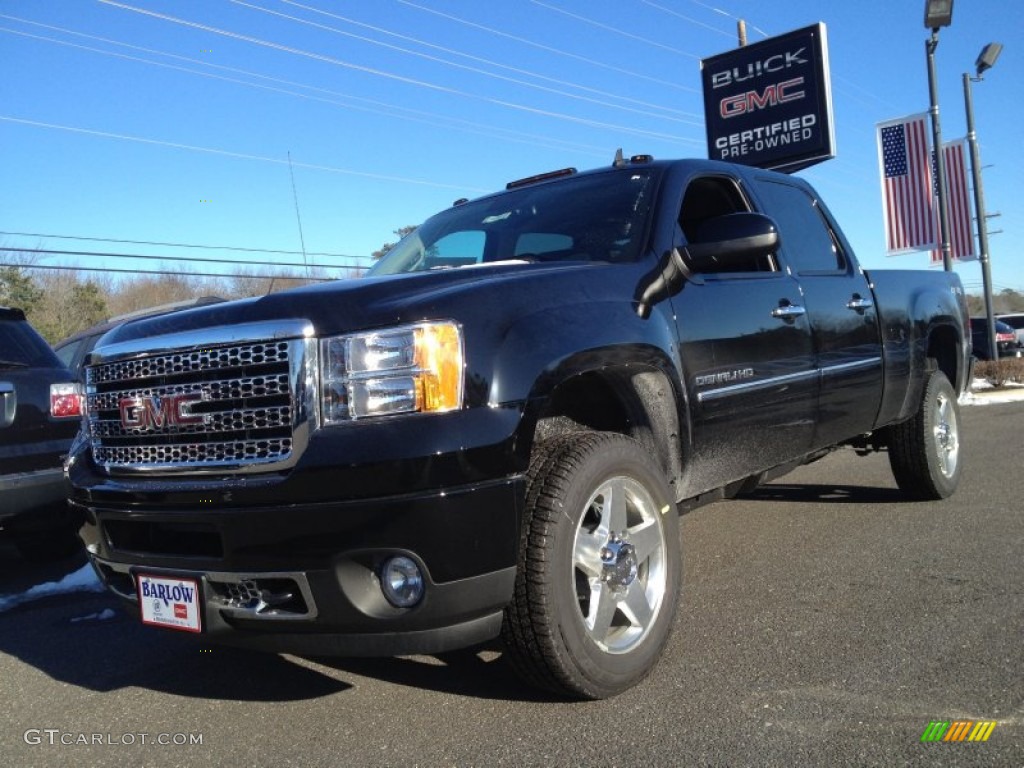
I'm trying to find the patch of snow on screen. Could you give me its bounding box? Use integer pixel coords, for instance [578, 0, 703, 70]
[0, 563, 105, 613]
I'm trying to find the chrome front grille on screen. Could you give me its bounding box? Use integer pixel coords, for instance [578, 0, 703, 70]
[88, 341, 291, 382]
[84, 320, 316, 474]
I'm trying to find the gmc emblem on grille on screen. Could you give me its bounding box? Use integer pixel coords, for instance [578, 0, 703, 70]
[119, 394, 205, 430]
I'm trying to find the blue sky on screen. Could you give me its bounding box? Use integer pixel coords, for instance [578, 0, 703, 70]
[2, 0, 1021, 293]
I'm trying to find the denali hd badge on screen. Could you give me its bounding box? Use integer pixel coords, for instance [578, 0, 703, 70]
[119, 393, 205, 430]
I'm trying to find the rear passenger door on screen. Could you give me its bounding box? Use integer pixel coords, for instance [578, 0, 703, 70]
[750, 177, 884, 449]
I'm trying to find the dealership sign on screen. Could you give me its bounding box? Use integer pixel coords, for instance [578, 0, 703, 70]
[701, 23, 835, 172]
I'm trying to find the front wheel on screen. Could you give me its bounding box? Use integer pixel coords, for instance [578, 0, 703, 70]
[501, 432, 681, 699]
[888, 367, 963, 500]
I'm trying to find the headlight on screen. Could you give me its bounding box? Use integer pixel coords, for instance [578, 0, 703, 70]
[320, 321, 463, 423]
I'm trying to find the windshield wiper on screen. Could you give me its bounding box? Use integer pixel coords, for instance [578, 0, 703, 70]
[0, 360, 30, 369]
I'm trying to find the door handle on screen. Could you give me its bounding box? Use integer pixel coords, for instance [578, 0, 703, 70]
[846, 296, 874, 312]
[0, 382, 15, 429]
[771, 303, 806, 320]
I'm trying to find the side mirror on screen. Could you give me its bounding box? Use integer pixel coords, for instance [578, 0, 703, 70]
[635, 212, 780, 318]
[683, 212, 780, 272]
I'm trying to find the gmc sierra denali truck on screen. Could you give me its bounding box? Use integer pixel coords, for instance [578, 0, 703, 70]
[67, 156, 972, 699]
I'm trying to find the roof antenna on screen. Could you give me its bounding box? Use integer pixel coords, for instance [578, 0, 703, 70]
[287, 150, 310, 282]
[612, 148, 626, 167]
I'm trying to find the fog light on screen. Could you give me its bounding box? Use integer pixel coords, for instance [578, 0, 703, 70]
[380, 556, 424, 608]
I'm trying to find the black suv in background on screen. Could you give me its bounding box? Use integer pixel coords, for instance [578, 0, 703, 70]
[0, 307, 82, 560]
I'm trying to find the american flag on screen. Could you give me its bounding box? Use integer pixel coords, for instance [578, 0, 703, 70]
[931, 139, 976, 264]
[877, 114, 936, 254]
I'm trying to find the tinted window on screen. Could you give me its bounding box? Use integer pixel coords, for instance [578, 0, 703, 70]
[678, 176, 774, 274]
[515, 232, 574, 256]
[54, 338, 82, 368]
[426, 230, 487, 268]
[754, 180, 846, 273]
[0, 318, 63, 368]
[369, 169, 658, 275]
[998, 314, 1024, 330]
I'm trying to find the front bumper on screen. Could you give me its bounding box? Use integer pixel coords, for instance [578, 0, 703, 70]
[75, 476, 523, 656]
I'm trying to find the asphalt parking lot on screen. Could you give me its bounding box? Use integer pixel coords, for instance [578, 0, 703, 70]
[1, 400, 1021, 767]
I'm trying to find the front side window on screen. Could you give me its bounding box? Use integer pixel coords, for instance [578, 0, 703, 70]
[369, 169, 659, 276]
[678, 175, 775, 274]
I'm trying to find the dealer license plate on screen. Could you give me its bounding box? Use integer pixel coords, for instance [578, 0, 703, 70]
[136, 573, 202, 633]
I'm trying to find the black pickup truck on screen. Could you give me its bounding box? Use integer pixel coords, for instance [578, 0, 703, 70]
[68, 156, 972, 699]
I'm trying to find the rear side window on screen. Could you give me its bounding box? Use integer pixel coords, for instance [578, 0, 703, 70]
[0, 318, 63, 368]
[424, 230, 487, 268]
[515, 232, 574, 257]
[753, 180, 847, 273]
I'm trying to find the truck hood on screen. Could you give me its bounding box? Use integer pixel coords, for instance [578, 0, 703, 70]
[99, 261, 630, 345]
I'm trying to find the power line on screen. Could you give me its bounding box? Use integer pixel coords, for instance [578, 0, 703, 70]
[528, 0, 700, 60]
[396, 0, 699, 94]
[0, 18, 616, 158]
[0, 246, 368, 272]
[264, 0, 704, 123]
[97, 0, 701, 145]
[637, 0, 734, 40]
[687, 0, 769, 38]
[0, 115, 491, 191]
[0, 230, 364, 259]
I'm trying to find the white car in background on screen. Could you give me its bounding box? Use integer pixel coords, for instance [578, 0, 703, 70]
[997, 313, 1024, 348]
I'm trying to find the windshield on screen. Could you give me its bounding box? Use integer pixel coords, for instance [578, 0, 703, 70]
[369, 168, 659, 276]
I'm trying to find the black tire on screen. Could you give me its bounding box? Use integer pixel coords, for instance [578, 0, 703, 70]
[501, 431, 681, 699]
[888, 367, 963, 500]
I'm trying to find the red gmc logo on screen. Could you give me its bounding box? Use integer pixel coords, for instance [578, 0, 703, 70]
[119, 393, 205, 430]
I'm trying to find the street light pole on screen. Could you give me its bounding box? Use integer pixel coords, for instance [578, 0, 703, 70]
[924, 0, 955, 272]
[963, 42, 1002, 361]
[926, 32, 953, 272]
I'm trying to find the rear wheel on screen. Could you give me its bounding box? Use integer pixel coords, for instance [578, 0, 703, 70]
[888, 367, 962, 500]
[502, 431, 681, 699]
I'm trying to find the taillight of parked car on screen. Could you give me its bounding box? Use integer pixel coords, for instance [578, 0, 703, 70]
[50, 383, 82, 418]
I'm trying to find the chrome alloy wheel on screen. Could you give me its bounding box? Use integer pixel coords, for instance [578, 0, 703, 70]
[933, 389, 960, 479]
[572, 475, 668, 654]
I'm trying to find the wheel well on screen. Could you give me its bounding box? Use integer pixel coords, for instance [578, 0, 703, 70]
[532, 368, 684, 495]
[927, 324, 961, 388]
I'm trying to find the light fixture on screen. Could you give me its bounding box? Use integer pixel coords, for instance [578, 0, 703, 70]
[924, 0, 954, 30]
[380, 556, 424, 608]
[975, 42, 1003, 76]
